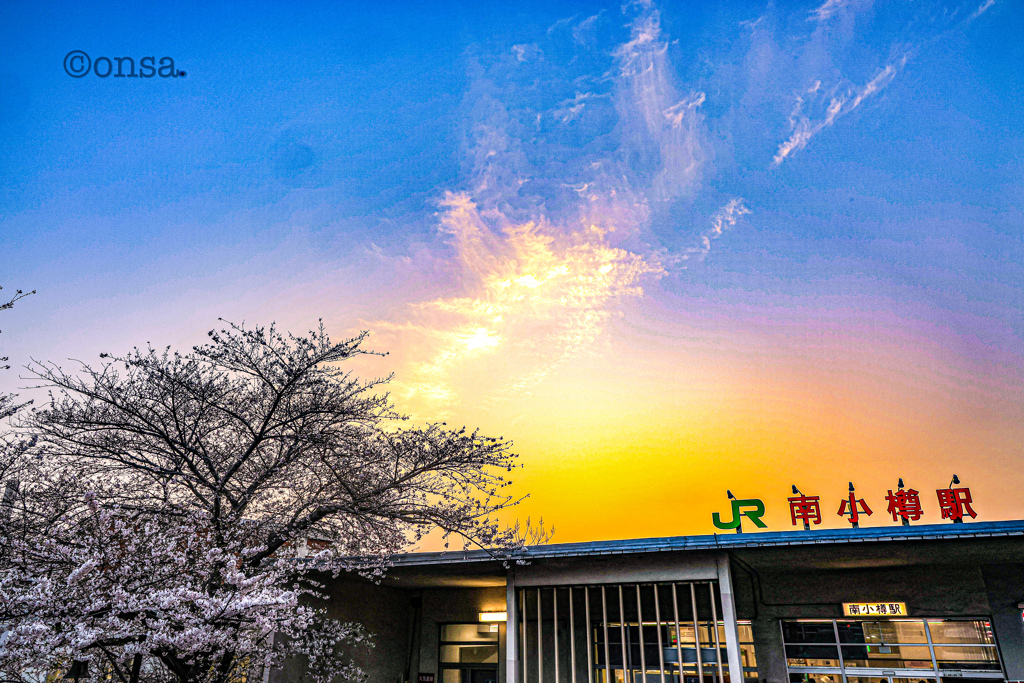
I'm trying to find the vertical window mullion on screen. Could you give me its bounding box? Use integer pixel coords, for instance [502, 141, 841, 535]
[924, 619, 939, 677]
[603, 586, 612, 683]
[538, 588, 544, 683]
[555, 588, 560, 683]
[619, 585, 628, 683]
[690, 583, 704, 683]
[708, 583, 724, 683]
[521, 590, 528, 683]
[585, 587, 594, 683]
[637, 585, 647, 683]
[570, 587, 577, 683]
[653, 584, 666, 683]
[832, 620, 846, 683]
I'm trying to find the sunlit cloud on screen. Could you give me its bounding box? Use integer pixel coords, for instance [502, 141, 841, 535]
[373, 193, 661, 414]
[362, 2, 741, 415]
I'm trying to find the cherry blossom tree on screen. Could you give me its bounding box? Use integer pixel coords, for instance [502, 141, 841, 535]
[1, 285, 35, 421]
[0, 320, 530, 683]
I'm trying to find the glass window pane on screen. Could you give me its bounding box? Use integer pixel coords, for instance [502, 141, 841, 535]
[674, 625, 697, 646]
[738, 623, 754, 643]
[741, 643, 758, 669]
[440, 645, 499, 664]
[441, 624, 499, 642]
[928, 621, 996, 645]
[841, 645, 933, 669]
[782, 622, 838, 644]
[933, 646, 1000, 670]
[880, 621, 928, 644]
[837, 621, 881, 644]
[785, 644, 840, 667]
[789, 673, 844, 683]
[442, 669, 462, 683]
[836, 620, 928, 645]
[698, 623, 725, 645]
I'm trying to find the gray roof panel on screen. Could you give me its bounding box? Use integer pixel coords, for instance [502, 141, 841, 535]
[389, 519, 1024, 566]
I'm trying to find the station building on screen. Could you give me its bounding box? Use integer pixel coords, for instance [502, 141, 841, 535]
[284, 520, 1024, 683]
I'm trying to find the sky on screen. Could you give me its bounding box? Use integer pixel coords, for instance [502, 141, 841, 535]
[1, 0, 1022, 546]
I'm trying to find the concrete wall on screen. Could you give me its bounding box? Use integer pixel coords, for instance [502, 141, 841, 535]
[982, 564, 1024, 682]
[729, 554, 1019, 683]
[513, 552, 720, 586]
[274, 575, 414, 683]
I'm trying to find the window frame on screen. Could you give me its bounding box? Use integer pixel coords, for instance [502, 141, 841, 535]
[438, 621, 500, 683]
[780, 618, 1005, 681]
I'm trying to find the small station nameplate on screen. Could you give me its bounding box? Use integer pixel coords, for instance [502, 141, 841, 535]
[842, 602, 907, 616]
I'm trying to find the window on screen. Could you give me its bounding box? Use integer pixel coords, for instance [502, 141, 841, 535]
[782, 619, 1003, 681]
[440, 623, 499, 683]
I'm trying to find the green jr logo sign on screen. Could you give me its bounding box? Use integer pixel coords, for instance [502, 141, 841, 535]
[712, 497, 767, 531]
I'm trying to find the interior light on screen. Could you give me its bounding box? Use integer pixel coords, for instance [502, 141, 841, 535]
[479, 611, 507, 622]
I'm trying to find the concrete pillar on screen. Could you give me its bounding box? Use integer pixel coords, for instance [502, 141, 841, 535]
[717, 554, 745, 683]
[982, 564, 1024, 682]
[506, 567, 518, 683]
[751, 614, 787, 683]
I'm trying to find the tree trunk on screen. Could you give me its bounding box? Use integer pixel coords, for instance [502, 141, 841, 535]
[129, 655, 142, 683]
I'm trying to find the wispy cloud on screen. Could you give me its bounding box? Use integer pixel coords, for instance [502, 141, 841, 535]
[773, 62, 900, 166]
[808, 0, 873, 22]
[552, 92, 606, 124]
[511, 43, 542, 63]
[809, 0, 851, 22]
[614, 4, 706, 201]
[968, 0, 996, 21]
[699, 199, 750, 257]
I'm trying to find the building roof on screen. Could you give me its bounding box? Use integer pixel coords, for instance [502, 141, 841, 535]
[390, 519, 1024, 567]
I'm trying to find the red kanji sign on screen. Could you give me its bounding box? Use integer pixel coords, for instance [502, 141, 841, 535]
[936, 487, 977, 521]
[885, 488, 923, 522]
[789, 495, 822, 526]
[838, 490, 872, 526]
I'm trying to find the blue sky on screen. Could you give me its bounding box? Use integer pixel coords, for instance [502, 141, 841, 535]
[2, 0, 1022, 538]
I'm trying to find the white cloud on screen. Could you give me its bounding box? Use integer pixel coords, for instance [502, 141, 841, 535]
[511, 44, 543, 63]
[672, 199, 750, 263]
[773, 62, 900, 166]
[614, 4, 706, 201]
[968, 0, 995, 21]
[809, 0, 850, 22]
[808, 0, 871, 22]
